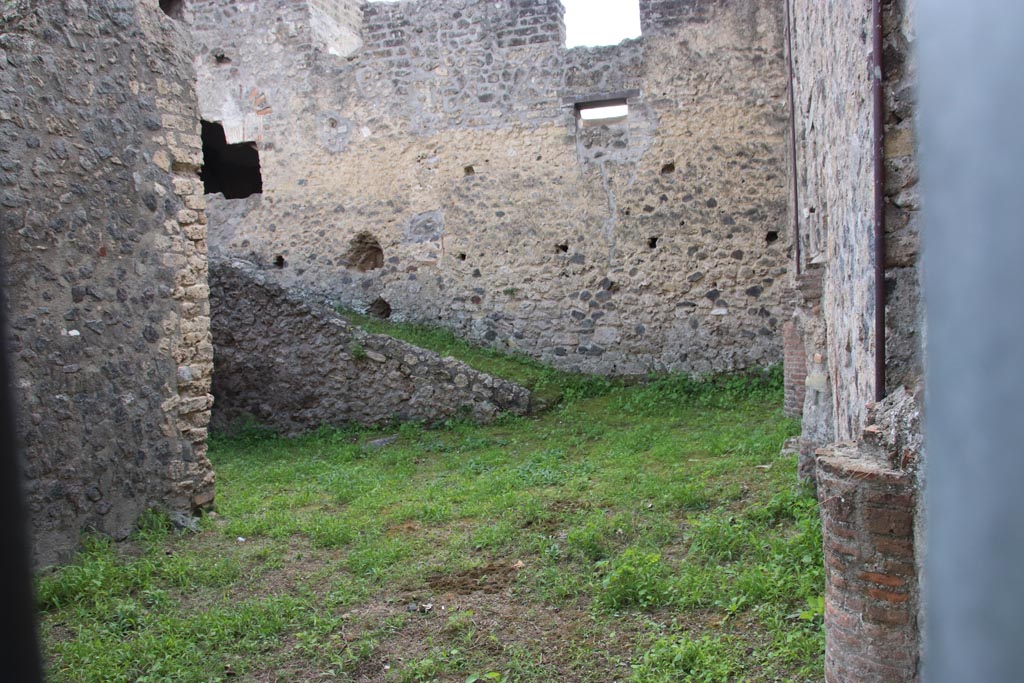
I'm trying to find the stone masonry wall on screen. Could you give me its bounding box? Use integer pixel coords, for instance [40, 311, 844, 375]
[0, 0, 214, 565]
[308, 0, 363, 57]
[191, 0, 790, 376]
[787, 0, 923, 680]
[790, 0, 921, 442]
[209, 259, 531, 434]
[789, 0, 877, 441]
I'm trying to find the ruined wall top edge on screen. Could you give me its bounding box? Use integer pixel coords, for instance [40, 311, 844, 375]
[191, 0, 741, 51]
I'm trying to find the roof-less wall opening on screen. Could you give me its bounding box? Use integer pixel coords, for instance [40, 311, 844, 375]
[200, 120, 263, 199]
[563, 0, 640, 47]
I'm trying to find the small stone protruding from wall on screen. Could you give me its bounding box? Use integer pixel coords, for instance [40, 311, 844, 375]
[862, 384, 924, 471]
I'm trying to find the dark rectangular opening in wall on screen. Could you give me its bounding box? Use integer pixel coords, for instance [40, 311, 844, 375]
[200, 120, 263, 199]
[159, 0, 184, 19]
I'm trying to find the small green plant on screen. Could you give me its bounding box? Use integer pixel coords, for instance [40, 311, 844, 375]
[349, 341, 368, 361]
[798, 595, 825, 624]
[630, 634, 741, 683]
[597, 549, 670, 610]
[444, 610, 476, 640]
[466, 672, 504, 683]
[686, 514, 756, 562]
[566, 517, 611, 562]
[663, 481, 712, 511]
[134, 508, 174, 540]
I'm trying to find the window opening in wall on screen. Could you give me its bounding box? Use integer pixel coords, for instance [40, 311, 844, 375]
[346, 232, 384, 272]
[766, 231, 780, 244]
[200, 121, 263, 199]
[648, 237, 660, 249]
[576, 99, 629, 123]
[562, 0, 640, 47]
[159, 0, 184, 19]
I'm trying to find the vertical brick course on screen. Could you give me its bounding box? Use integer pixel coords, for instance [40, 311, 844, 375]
[783, 318, 806, 417]
[816, 444, 919, 683]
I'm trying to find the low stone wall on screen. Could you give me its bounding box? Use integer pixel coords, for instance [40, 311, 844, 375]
[209, 260, 531, 433]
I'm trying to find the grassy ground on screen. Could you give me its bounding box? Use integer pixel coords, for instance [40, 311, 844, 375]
[37, 368, 823, 683]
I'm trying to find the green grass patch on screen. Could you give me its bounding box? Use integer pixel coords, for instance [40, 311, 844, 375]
[38, 366, 821, 682]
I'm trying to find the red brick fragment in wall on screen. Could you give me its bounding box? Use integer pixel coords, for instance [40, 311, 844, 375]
[816, 443, 919, 683]
[783, 319, 807, 417]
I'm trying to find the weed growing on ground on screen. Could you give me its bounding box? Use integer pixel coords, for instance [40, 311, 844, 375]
[38, 364, 820, 682]
[596, 549, 671, 610]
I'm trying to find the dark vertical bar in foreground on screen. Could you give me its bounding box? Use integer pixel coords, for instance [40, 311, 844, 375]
[920, 1, 1024, 681]
[871, 0, 887, 402]
[784, 0, 802, 276]
[0, 269, 43, 681]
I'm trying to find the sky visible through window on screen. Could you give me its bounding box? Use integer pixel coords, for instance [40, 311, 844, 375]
[579, 104, 629, 120]
[366, 0, 642, 48]
[562, 0, 641, 48]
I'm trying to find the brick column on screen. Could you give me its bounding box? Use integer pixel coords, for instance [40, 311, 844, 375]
[816, 443, 919, 683]
[783, 318, 807, 417]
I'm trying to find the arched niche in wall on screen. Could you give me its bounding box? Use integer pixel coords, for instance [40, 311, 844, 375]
[345, 232, 384, 272]
[159, 0, 185, 20]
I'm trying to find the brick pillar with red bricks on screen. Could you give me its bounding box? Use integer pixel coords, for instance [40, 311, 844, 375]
[816, 442, 919, 683]
[783, 318, 807, 417]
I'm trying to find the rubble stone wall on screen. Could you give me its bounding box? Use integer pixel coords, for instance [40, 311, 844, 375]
[192, 0, 791, 376]
[788, 0, 923, 680]
[209, 260, 531, 433]
[789, 0, 877, 441]
[790, 0, 921, 442]
[0, 0, 214, 565]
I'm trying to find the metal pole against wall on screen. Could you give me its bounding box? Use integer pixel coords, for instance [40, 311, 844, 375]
[921, 2, 1024, 681]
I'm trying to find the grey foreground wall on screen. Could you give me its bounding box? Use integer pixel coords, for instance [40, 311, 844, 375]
[920, 1, 1024, 681]
[1, 1, 215, 566]
[209, 260, 531, 434]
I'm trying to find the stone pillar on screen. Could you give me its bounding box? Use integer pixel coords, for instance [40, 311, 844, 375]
[816, 443, 919, 683]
